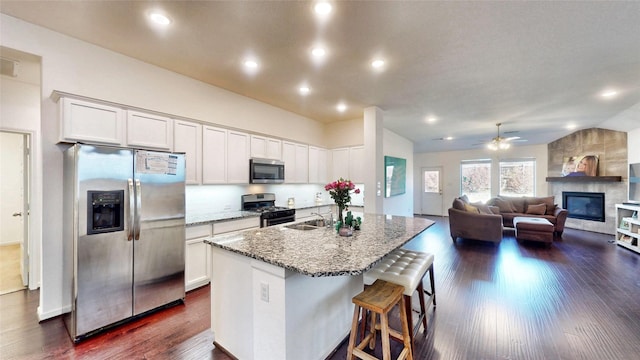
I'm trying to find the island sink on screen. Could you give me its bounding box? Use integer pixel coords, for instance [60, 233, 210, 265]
[284, 218, 325, 230]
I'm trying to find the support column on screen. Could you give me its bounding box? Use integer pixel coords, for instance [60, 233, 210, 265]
[364, 106, 384, 214]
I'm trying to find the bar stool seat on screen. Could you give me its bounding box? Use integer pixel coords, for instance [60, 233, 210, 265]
[347, 280, 413, 360]
[363, 248, 436, 350]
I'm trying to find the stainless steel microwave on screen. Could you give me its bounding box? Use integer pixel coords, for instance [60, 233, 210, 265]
[250, 158, 285, 184]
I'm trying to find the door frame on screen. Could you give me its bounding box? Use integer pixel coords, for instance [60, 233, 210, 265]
[1, 128, 39, 290]
[421, 166, 444, 216]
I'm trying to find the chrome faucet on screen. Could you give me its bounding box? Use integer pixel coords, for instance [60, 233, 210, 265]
[311, 212, 333, 227]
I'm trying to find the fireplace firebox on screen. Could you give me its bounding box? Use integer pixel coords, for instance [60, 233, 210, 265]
[562, 191, 605, 222]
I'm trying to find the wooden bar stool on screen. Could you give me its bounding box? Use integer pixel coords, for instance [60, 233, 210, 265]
[347, 280, 413, 360]
[363, 249, 436, 351]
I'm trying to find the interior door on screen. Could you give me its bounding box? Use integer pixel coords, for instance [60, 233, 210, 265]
[421, 167, 443, 216]
[0, 131, 28, 290]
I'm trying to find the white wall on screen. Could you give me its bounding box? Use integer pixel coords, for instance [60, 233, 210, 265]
[1, 14, 329, 320]
[383, 129, 414, 217]
[628, 127, 640, 164]
[325, 118, 364, 149]
[0, 70, 42, 290]
[413, 144, 548, 215]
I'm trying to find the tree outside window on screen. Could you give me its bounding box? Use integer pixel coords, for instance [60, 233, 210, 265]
[460, 160, 491, 203]
[500, 159, 535, 197]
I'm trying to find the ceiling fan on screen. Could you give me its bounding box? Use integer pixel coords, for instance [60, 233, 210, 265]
[485, 123, 523, 150]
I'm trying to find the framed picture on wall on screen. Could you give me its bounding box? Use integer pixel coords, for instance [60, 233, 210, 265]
[562, 155, 598, 177]
[384, 156, 406, 197]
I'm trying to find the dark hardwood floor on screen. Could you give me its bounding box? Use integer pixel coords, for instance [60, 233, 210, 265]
[2, 216, 640, 359]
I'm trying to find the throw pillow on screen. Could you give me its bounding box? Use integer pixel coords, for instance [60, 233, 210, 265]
[474, 204, 495, 215]
[464, 203, 479, 213]
[460, 194, 470, 203]
[452, 198, 466, 210]
[493, 199, 514, 213]
[525, 196, 555, 215]
[525, 203, 546, 215]
[488, 206, 501, 215]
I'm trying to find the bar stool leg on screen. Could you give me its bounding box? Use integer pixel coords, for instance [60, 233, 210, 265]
[417, 281, 427, 331]
[347, 304, 361, 360]
[398, 296, 413, 360]
[380, 311, 392, 360]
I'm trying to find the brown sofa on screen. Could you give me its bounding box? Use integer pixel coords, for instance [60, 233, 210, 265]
[448, 196, 503, 244]
[487, 195, 568, 236]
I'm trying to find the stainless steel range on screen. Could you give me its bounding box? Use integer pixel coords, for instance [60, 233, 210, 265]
[242, 193, 296, 227]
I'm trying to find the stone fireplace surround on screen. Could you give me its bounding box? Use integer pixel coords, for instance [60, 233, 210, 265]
[548, 128, 627, 235]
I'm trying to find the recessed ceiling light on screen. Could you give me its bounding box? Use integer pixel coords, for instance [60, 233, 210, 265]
[299, 86, 311, 95]
[244, 60, 258, 69]
[601, 89, 618, 98]
[149, 12, 171, 25]
[371, 59, 385, 69]
[337, 103, 347, 112]
[314, 2, 332, 15]
[445, 136, 453, 141]
[566, 124, 577, 130]
[311, 47, 326, 58]
[426, 116, 437, 123]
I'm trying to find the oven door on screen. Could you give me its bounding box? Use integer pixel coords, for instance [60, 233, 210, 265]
[262, 214, 295, 227]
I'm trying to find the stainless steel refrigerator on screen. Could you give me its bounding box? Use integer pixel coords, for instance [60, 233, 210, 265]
[63, 144, 185, 341]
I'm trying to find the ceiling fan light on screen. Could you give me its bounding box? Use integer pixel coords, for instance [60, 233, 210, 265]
[488, 143, 498, 151]
[499, 142, 510, 150]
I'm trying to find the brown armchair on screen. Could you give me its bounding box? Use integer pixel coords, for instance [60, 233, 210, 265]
[448, 208, 503, 244]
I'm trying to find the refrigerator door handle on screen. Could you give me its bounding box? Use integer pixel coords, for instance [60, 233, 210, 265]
[134, 179, 142, 240]
[128, 178, 135, 241]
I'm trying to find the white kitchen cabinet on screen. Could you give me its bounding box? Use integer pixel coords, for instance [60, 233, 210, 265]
[185, 225, 212, 291]
[349, 146, 365, 183]
[174, 120, 202, 185]
[227, 130, 250, 183]
[283, 141, 308, 183]
[59, 96, 125, 145]
[330, 146, 364, 183]
[126, 110, 173, 150]
[330, 147, 350, 181]
[308, 146, 328, 184]
[213, 217, 260, 234]
[250, 135, 282, 160]
[202, 125, 227, 184]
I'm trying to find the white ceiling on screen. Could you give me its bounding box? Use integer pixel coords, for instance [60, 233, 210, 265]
[1, 1, 639, 152]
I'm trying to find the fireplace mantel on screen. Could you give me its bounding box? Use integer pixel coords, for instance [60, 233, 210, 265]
[546, 176, 622, 182]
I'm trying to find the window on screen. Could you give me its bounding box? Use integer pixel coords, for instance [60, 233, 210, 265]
[423, 169, 440, 193]
[499, 159, 535, 197]
[460, 160, 491, 203]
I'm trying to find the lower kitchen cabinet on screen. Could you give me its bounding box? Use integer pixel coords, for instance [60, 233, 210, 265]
[185, 225, 212, 291]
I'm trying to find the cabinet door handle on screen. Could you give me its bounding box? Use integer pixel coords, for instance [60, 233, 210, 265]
[12, 212, 22, 217]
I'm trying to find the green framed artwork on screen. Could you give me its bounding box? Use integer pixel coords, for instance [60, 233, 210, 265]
[384, 156, 406, 197]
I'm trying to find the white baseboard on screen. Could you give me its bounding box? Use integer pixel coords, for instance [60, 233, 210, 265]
[37, 304, 71, 321]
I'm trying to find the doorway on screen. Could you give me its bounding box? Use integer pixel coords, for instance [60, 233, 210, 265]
[421, 167, 443, 216]
[0, 131, 29, 294]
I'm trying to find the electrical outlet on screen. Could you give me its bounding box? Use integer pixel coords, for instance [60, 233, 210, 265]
[260, 282, 269, 303]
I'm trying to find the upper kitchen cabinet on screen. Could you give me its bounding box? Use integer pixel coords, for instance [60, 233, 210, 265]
[282, 141, 308, 183]
[348, 146, 365, 183]
[250, 135, 282, 160]
[330, 146, 364, 183]
[58, 96, 125, 145]
[174, 120, 202, 185]
[126, 110, 173, 150]
[308, 146, 328, 184]
[330, 147, 350, 181]
[227, 130, 250, 183]
[202, 125, 227, 184]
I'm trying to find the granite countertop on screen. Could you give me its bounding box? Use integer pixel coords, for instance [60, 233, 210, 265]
[206, 214, 435, 277]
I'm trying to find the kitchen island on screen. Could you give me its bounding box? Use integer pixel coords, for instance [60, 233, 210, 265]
[206, 214, 434, 360]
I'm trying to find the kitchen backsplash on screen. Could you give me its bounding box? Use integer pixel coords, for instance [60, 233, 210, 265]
[186, 184, 365, 214]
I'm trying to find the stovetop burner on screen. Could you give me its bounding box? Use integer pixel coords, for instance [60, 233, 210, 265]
[242, 193, 296, 226]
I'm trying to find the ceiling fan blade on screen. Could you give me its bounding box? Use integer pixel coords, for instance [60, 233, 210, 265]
[505, 136, 521, 141]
